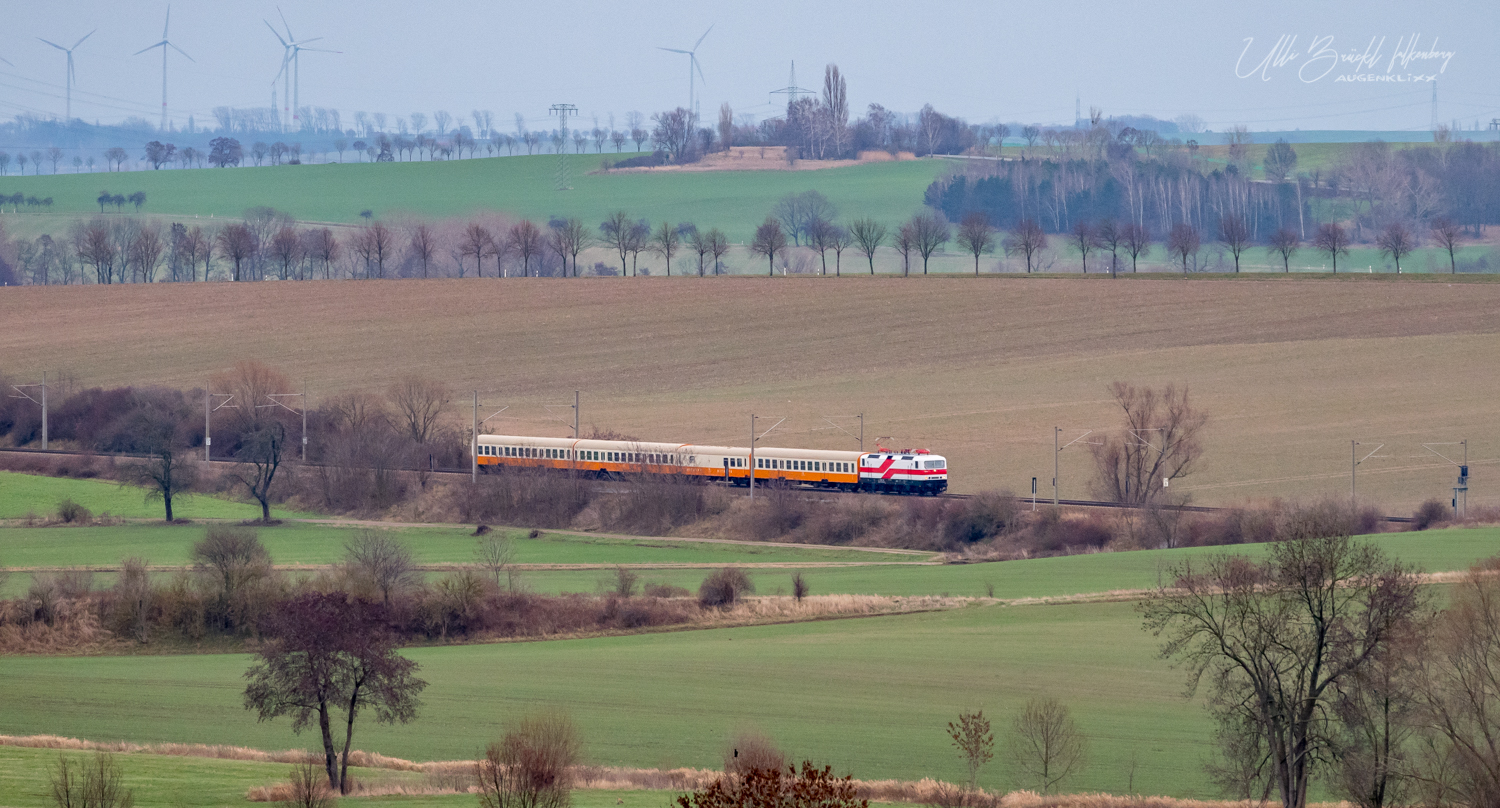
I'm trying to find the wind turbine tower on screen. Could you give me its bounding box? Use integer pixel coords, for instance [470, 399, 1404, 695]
[38, 30, 95, 120]
[266, 8, 336, 132]
[135, 7, 195, 132]
[658, 26, 712, 121]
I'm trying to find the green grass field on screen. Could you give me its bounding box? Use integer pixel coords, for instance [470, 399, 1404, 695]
[0, 516, 1490, 800]
[509, 527, 1500, 599]
[0, 521, 918, 572]
[0, 154, 945, 244]
[0, 602, 1223, 797]
[0, 471, 312, 521]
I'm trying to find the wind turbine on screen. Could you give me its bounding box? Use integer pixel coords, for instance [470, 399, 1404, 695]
[38, 30, 95, 120]
[266, 8, 336, 133]
[657, 26, 712, 121]
[134, 7, 194, 132]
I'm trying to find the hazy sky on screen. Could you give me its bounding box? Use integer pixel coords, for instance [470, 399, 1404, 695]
[4, 0, 1497, 135]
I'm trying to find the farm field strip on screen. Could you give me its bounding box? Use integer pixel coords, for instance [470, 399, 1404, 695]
[0, 744, 660, 808]
[0, 471, 313, 521]
[0, 522, 910, 571]
[8, 275, 1499, 510]
[0, 602, 1227, 797]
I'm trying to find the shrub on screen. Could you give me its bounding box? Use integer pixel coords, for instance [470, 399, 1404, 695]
[48, 752, 135, 808]
[676, 762, 866, 808]
[1412, 498, 1449, 530]
[643, 583, 691, 598]
[610, 567, 639, 598]
[699, 567, 753, 608]
[279, 761, 337, 808]
[792, 573, 808, 603]
[724, 731, 785, 777]
[454, 469, 592, 529]
[945, 492, 1018, 544]
[478, 711, 580, 808]
[56, 499, 92, 524]
[741, 484, 808, 540]
[599, 474, 723, 535]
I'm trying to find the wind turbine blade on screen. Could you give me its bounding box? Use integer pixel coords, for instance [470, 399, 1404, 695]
[38, 38, 67, 51]
[658, 47, 690, 54]
[296, 37, 323, 47]
[278, 7, 295, 42]
[73, 30, 95, 49]
[265, 21, 289, 47]
[299, 47, 338, 54]
[695, 56, 706, 84]
[163, 6, 170, 39]
[0, 56, 12, 67]
[170, 43, 195, 62]
[133, 42, 167, 56]
[693, 25, 713, 51]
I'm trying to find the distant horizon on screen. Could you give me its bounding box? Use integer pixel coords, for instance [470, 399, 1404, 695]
[3, 1, 1496, 136]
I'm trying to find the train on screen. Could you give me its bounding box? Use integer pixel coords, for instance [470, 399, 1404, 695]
[474, 434, 949, 495]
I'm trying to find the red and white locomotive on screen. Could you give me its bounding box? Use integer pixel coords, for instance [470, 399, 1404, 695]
[473, 435, 948, 496]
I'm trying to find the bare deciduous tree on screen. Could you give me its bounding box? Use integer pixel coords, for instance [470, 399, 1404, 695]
[475, 533, 518, 591]
[191, 525, 273, 630]
[849, 218, 887, 275]
[386, 375, 451, 444]
[1069, 220, 1096, 274]
[343, 531, 418, 608]
[1429, 216, 1463, 274]
[216, 224, 257, 282]
[908, 213, 949, 275]
[1376, 223, 1414, 274]
[1096, 219, 1122, 277]
[269, 227, 303, 281]
[806, 216, 836, 275]
[1218, 217, 1252, 273]
[1003, 219, 1047, 274]
[949, 709, 995, 791]
[118, 405, 197, 522]
[1142, 536, 1422, 808]
[1168, 222, 1201, 274]
[459, 223, 494, 278]
[508, 221, 543, 277]
[956, 213, 996, 275]
[407, 224, 438, 279]
[650, 221, 681, 276]
[1122, 222, 1151, 273]
[1416, 558, 1500, 808]
[1267, 228, 1301, 273]
[1089, 382, 1207, 506]
[1010, 698, 1087, 794]
[1314, 223, 1351, 274]
[750, 218, 787, 276]
[231, 423, 288, 523]
[706, 229, 731, 276]
[551, 218, 591, 277]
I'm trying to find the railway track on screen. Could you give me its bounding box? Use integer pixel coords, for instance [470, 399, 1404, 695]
[0, 446, 1414, 524]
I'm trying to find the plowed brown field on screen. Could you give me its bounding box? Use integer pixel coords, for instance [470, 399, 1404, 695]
[5, 275, 1497, 511]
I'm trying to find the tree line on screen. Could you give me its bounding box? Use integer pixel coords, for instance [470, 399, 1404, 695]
[928, 129, 1499, 273]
